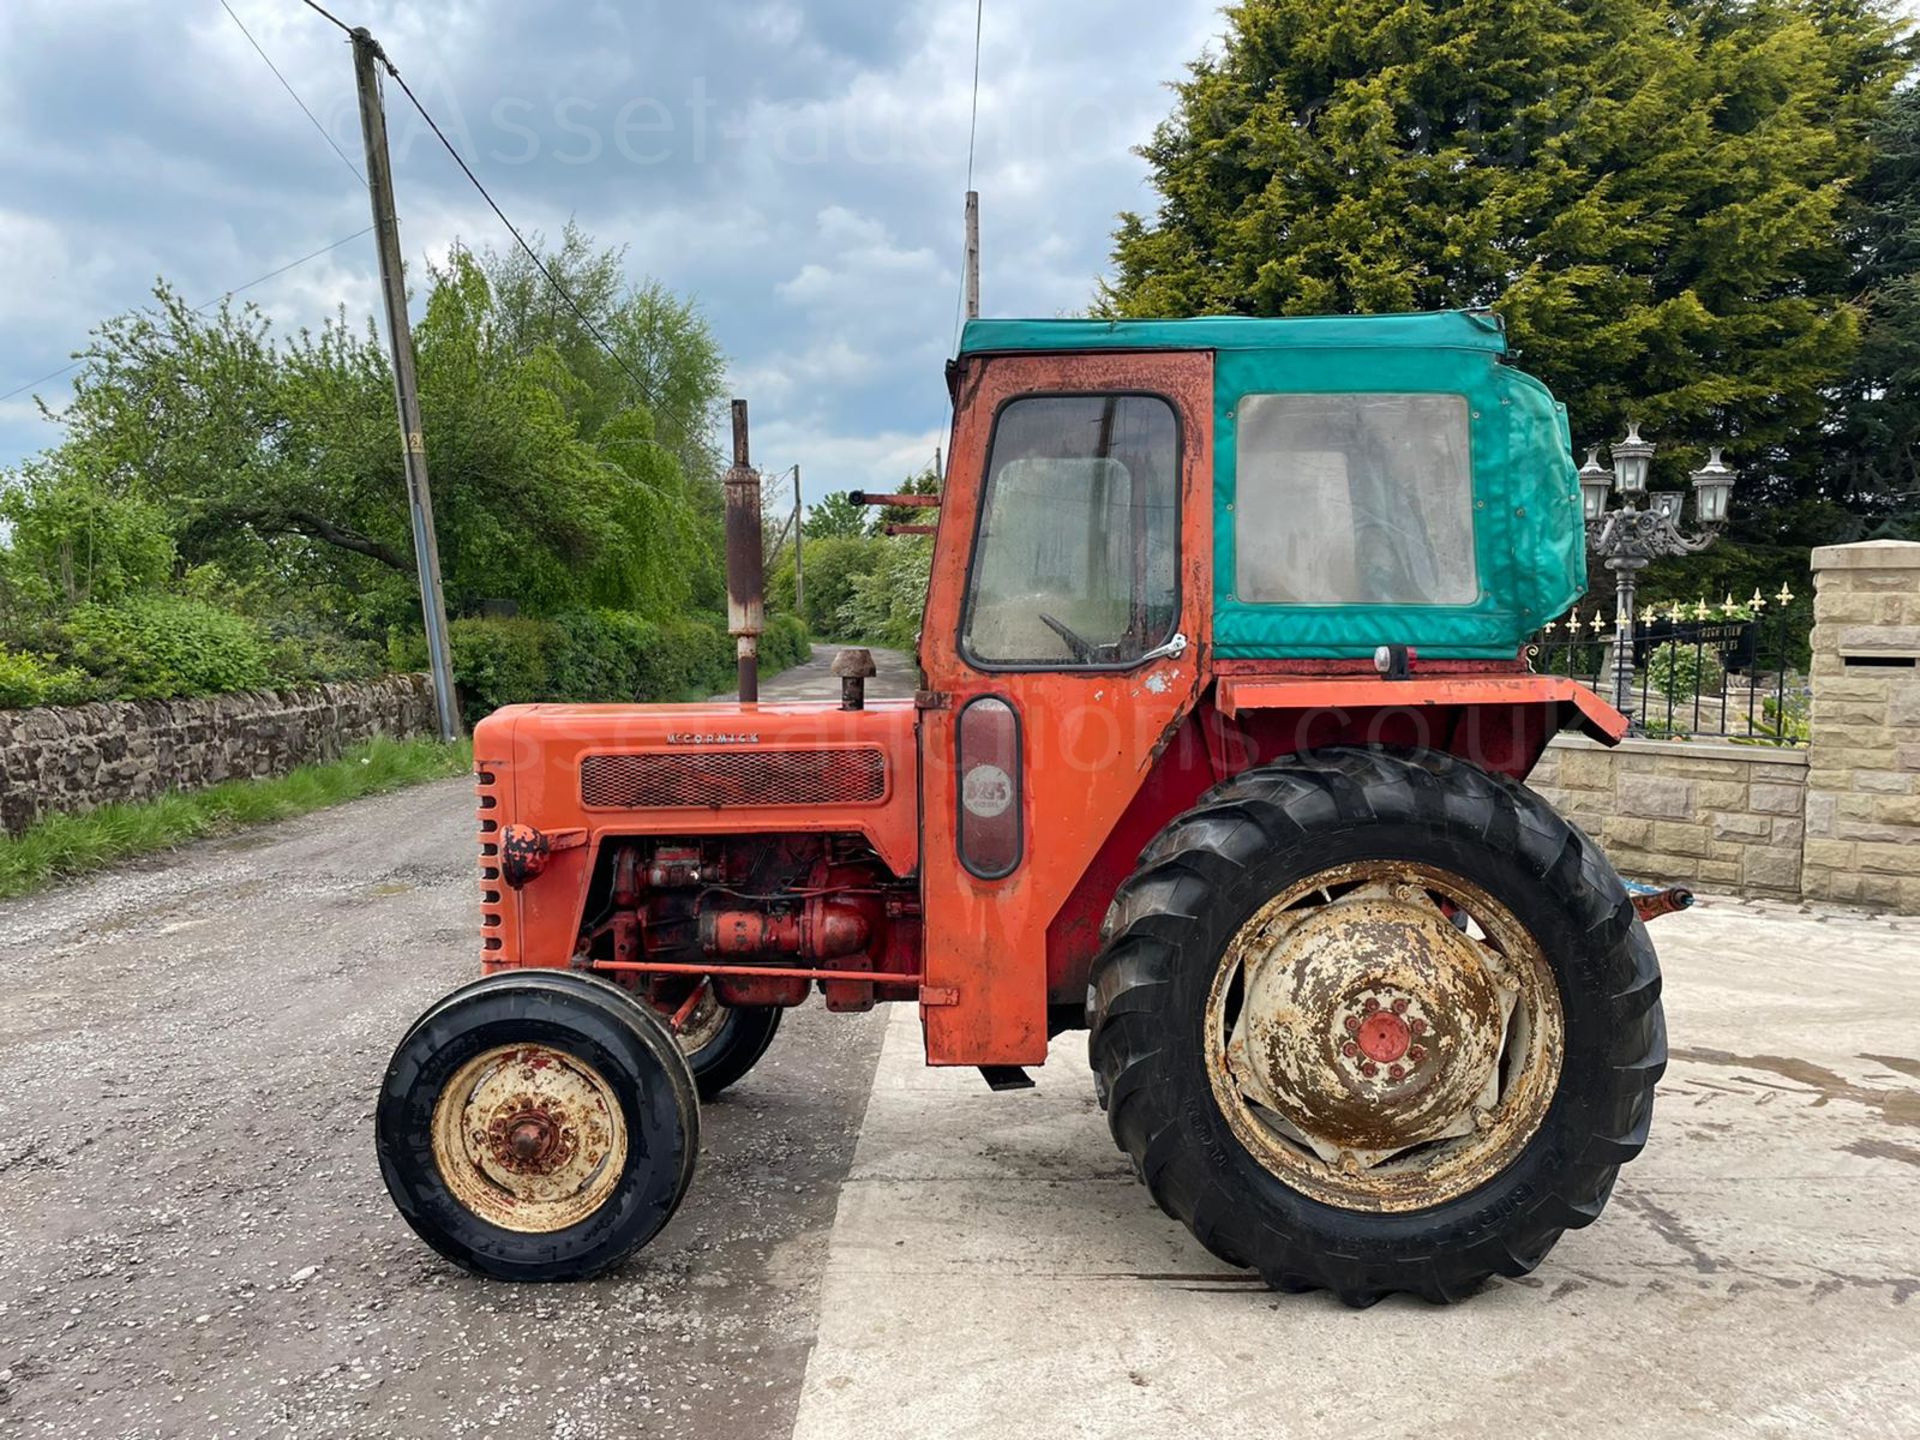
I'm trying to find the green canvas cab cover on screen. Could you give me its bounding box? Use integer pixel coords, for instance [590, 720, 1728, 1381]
[958, 310, 1585, 660]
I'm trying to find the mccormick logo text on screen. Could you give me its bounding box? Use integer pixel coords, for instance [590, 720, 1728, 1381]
[665, 732, 761, 745]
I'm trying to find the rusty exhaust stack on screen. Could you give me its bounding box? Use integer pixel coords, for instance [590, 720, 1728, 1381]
[723, 399, 765, 703]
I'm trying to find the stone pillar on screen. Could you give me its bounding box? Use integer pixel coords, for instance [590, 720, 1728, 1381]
[1801, 540, 1920, 909]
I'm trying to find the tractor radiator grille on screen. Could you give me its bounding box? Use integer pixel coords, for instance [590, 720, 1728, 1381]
[580, 749, 888, 810]
[475, 765, 505, 954]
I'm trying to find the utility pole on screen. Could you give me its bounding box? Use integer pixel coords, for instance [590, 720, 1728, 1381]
[792, 463, 804, 617]
[963, 190, 981, 321]
[351, 27, 459, 742]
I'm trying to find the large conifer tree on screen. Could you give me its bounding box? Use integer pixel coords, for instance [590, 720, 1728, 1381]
[1104, 0, 1910, 499]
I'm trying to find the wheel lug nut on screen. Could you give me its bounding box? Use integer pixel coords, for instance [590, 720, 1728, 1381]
[1409, 1018, 1427, 1036]
[1408, 1045, 1426, 1063]
[1391, 997, 1409, 1015]
[1341, 1041, 1358, 1057]
[1361, 1061, 1378, 1077]
[1344, 1015, 1361, 1034]
[1362, 998, 1379, 1014]
[1388, 1064, 1405, 1081]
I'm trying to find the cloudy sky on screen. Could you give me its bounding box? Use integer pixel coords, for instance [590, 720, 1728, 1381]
[0, 0, 1226, 501]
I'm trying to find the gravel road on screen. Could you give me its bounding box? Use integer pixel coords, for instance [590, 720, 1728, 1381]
[0, 647, 910, 1439]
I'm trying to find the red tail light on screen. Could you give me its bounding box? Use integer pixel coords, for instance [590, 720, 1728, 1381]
[957, 696, 1021, 879]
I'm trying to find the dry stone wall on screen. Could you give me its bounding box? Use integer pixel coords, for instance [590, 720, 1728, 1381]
[0, 674, 436, 836]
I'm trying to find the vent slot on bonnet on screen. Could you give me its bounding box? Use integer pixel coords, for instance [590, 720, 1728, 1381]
[581, 749, 888, 809]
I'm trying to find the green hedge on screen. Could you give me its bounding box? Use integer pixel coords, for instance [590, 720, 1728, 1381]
[1, 596, 387, 707]
[2, 598, 808, 720]
[432, 609, 811, 722]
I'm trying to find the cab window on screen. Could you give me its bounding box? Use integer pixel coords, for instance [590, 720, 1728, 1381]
[961, 394, 1179, 668]
[1234, 393, 1478, 606]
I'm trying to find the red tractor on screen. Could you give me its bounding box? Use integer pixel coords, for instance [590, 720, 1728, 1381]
[377, 310, 1665, 1306]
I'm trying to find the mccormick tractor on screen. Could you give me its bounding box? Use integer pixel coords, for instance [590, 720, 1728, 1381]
[376, 310, 1667, 1306]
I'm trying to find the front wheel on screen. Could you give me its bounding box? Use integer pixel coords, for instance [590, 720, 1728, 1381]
[1088, 747, 1665, 1305]
[377, 971, 700, 1281]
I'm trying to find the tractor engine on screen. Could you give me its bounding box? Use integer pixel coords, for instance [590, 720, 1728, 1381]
[574, 834, 922, 1015]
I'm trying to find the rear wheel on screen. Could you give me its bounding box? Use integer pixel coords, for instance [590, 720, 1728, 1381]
[377, 971, 700, 1281]
[1087, 747, 1665, 1305]
[663, 986, 783, 1100]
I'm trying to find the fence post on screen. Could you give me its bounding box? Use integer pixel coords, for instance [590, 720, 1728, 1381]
[1801, 540, 1920, 909]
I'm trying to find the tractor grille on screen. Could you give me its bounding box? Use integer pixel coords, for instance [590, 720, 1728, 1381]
[474, 764, 504, 954]
[580, 748, 888, 810]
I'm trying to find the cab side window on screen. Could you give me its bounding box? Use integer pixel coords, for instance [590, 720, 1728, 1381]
[961, 394, 1179, 668]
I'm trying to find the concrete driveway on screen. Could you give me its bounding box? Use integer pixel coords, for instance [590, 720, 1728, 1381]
[1, 643, 1916, 1437]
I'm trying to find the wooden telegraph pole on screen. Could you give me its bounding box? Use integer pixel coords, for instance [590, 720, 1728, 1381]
[964, 190, 981, 321]
[351, 27, 459, 741]
[791, 464, 804, 617]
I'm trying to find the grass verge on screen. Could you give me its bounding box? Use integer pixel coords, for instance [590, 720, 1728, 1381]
[0, 734, 473, 900]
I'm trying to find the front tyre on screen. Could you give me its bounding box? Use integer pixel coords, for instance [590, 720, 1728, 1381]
[1087, 747, 1665, 1305]
[377, 971, 700, 1281]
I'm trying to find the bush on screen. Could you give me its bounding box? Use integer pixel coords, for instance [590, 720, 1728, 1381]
[0, 648, 99, 709]
[447, 616, 554, 718]
[776, 535, 885, 639]
[840, 537, 931, 651]
[61, 596, 280, 699]
[442, 609, 809, 723]
[1647, 641, 1724, 702]
[761, 613, 812, 672]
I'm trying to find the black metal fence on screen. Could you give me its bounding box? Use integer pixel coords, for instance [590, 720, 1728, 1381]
[1529, 591, 1808, 745]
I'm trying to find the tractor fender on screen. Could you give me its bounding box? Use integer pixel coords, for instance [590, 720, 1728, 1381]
[1212, 674, 1628, 746]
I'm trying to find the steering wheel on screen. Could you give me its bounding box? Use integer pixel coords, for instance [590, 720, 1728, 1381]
[1038, 612, 1097, 663]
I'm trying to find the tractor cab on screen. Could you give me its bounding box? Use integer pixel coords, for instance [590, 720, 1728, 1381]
[377, 311, 1660, 1308]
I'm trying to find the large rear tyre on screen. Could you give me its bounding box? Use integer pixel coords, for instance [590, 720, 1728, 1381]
[1087, 747, 1665, 1305]
[377, 970, 700, 1281]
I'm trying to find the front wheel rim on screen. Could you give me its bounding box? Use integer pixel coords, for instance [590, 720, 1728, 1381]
[1204, 860, 1564, 1214]
[430, 1044, 629, 1233]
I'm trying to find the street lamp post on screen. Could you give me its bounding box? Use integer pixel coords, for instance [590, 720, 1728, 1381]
[1580, 426, 1736, 727]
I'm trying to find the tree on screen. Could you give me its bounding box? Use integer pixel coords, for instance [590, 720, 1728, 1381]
[2, 232, 727, 635]
[480, 221, 727, 476]
[1836, 81, 1920, 521]
[871, 461, 942, 533]
[1104, 0, 1912, 503]
[804, 491, 871, 540]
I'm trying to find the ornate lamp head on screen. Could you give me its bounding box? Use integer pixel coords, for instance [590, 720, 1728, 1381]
[1689, 445, 1735, 526]
[1610, 421, 1655, 495]
[1578, 446, 1612, 522]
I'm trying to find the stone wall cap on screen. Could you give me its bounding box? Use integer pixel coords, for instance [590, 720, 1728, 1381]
[1811, 539, 1920, 571]
[1545, 732, 1809, 767]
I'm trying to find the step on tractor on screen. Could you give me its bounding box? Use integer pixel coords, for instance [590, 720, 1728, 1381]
[377, 310, 1670, 1306]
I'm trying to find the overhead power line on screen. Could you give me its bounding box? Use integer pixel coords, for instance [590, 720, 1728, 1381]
[218, 0, 364, 184]
[297, 0, 354, 34]
[0, 226, 373, 407]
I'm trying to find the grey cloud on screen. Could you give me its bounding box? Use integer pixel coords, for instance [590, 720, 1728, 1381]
[0, 0, 1223, 498]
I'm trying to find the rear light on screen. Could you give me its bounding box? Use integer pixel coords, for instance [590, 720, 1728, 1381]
[957, 696, 1021, 879]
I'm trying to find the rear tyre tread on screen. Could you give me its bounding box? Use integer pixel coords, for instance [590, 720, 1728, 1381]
[1087, 746, 1664, 1304]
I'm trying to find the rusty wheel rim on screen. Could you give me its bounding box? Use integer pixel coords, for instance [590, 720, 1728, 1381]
[667, 989, 728, 1058]
[430, 1044, 628, 1234]
[1203, 861, 1564, 1214]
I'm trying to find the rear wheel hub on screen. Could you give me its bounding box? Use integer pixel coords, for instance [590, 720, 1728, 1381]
[1208, 863, 1562, 1211]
